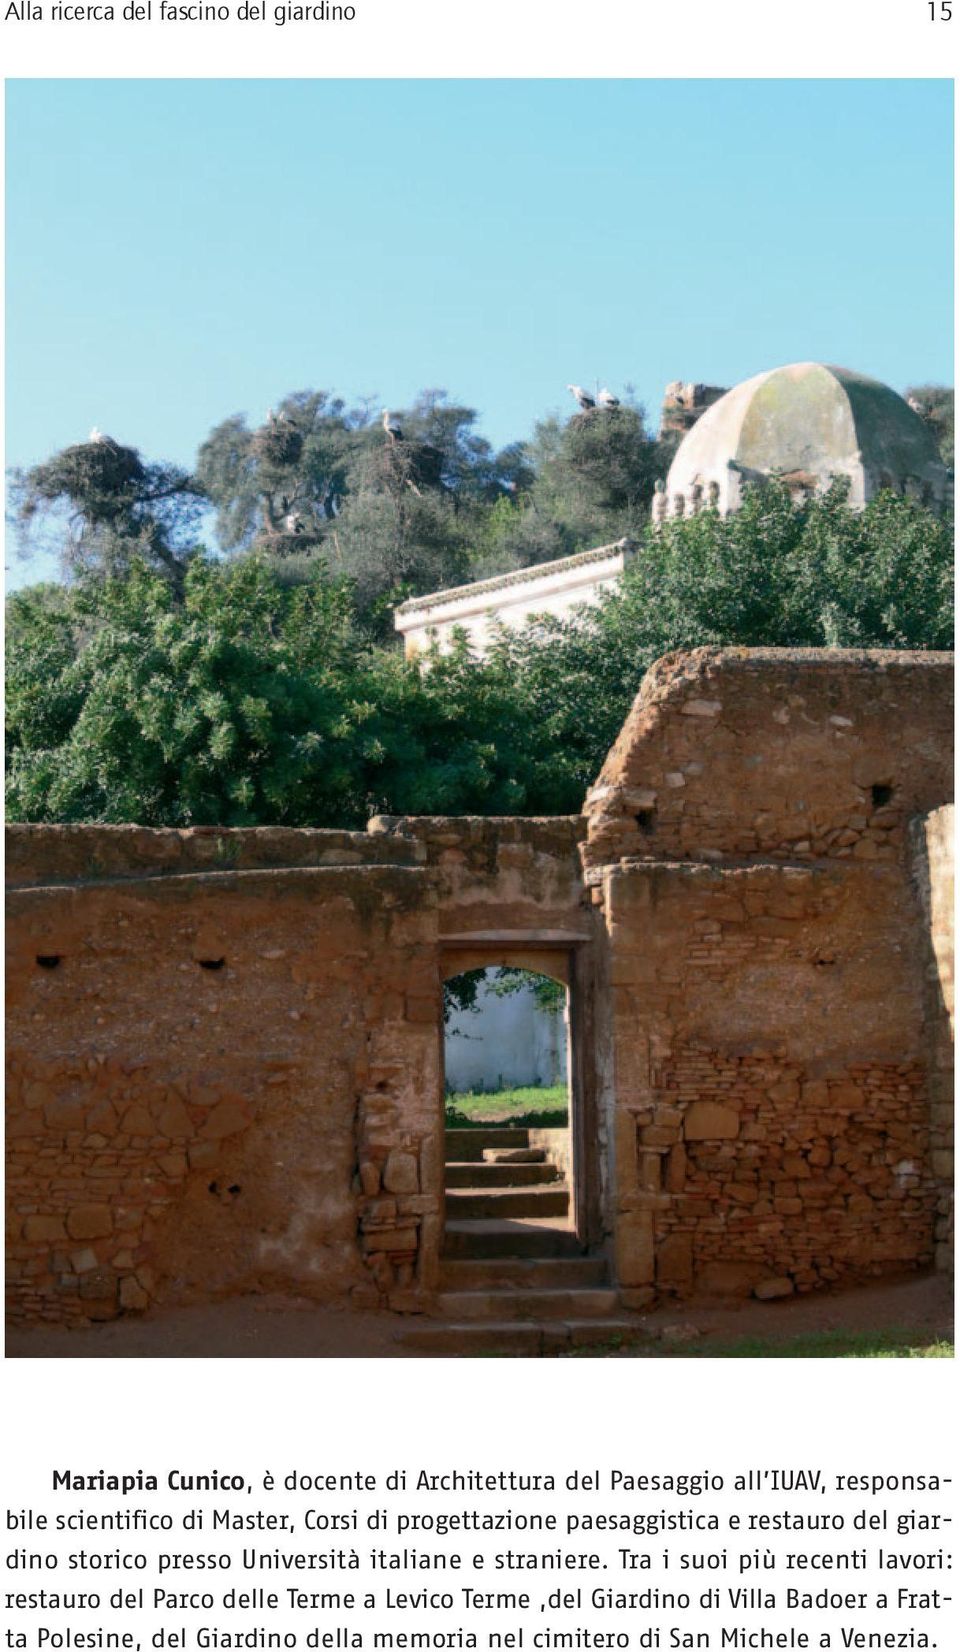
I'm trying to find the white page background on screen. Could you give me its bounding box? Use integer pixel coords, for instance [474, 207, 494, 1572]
[1, 5, 956, 1650]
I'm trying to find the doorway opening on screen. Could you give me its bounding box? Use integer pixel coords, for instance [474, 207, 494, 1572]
[440, 956, 585, 1270]
[444, 965, 569, 1127]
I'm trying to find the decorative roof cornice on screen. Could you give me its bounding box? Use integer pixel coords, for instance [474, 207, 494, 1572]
[395, 540, 636, 617]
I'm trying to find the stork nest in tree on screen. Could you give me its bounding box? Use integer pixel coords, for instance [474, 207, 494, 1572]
[37, 441, 146, 505]
[253, 423, 304, 467]
[261, 528, 322, 558]
[379, 441, 444, 495]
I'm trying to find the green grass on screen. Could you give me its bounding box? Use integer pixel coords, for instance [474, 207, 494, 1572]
[692, 1330, 954, 1360]
[445, 1083, 568, 1128]
[559, 1328, 954, 1360]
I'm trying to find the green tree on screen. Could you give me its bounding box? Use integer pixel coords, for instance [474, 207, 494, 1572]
[195, 390, 378, 564]
[601, 479, 954, 662]
[482, 398, 669, 573]
[326, 487, 474, 632]
[9, 438, 204, 595]
[7, 484, 952, 831]
[6, 558, 363, 826]
[196, 388, 512, 629]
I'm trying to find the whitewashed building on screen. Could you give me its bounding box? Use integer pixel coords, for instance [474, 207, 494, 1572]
[394, 538, 636, 660]
[445, 975, 568, 1094]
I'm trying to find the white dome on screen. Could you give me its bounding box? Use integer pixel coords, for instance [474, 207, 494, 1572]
[656, 362, 947, 521]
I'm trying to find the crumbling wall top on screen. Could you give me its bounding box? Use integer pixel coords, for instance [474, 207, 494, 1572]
[583, 647, 953, 878]
[4, 822, 422, 889]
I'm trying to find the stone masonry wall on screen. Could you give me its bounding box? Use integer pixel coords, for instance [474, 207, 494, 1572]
[6, 819, 592, 1328]
[7, 847, 441, 1326]
[590, 649, 953, 1303]
[368, 814, 588, 940]
[911, 806, 955, 1272]
[606, 861, 937, 1303]
[583, 648, 952, 878]
[6, 650, 954, 1328]
[5, 822, 420, 886]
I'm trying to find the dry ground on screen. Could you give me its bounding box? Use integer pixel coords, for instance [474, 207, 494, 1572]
[6, 1273, 952, 1360]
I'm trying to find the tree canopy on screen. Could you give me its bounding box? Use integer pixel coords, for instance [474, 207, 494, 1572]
[12, 380, 951, 631]
[7, 479, 952, 830]
[9, 438, 204, 596]
[10, 386, 679, 630]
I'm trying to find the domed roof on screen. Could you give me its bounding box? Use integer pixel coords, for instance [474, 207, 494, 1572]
[663, 363, 946, 517]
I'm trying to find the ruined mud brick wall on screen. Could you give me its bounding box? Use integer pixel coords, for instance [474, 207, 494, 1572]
[368, 814, 589, 942]
[6, 830, 443, 1326]
[583, 648, 952, 876]
[910, 805, 954, 1272]
[6, 651, 954, 1327]
[606, 861, 936, 1302]
[4, 822, 420, 886]
[587, 649, 953, 1303]
[6, 818, 592, 1328]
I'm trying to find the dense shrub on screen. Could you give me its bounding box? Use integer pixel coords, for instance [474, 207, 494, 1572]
[6, 483, 952, 828]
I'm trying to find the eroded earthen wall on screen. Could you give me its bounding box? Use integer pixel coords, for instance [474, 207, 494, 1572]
[588, 648, 953, 1302]
[5, 650, 954, 1328]
[911, 805, 955, 1272]
[583, 648, 952, 877]
[7, 842, 442, 1325]
[6, 819, 591, 1327]
[606, 862, 935, 1302]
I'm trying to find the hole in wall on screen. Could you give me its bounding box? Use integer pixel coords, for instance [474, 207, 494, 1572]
[198, 958, 226, 971]
[35, 955, 62, 970]
[227, 1184, 241, 1196]
[635, 809, 656, 836]
[813, 954, 837, 968]
[871, 783, 894, 809]
[208, 1182, 219, 1195]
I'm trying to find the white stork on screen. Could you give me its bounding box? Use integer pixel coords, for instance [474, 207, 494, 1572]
[567, 384, 596, 411]
[88, 427, 117, 446]
[382, 408, 403, 442]
[597, 388, 620, 408]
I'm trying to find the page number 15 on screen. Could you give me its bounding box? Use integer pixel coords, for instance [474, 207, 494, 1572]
[928, 1, 952, 16]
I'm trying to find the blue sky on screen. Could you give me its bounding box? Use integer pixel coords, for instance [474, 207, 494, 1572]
[5, 79, 954, 584]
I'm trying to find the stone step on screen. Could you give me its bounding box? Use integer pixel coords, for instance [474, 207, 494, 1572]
[438, 1256, 608, 1290]
[482, 1147, 546, 1164]
[443, 1218, 583, 1260]
[398, 1317, 651, 1357]
[434, 1287, 619, 1321]
[444, 1161, 560, 1189]
[400, 1320, 546, 1356]
[444, 1128, 530, 1162]
[445, 1184, 569, 1221]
